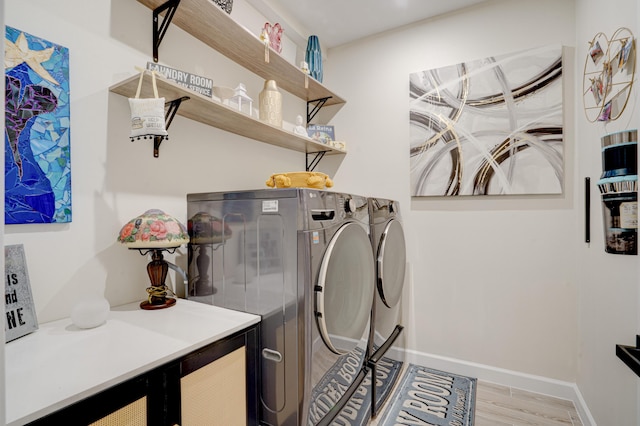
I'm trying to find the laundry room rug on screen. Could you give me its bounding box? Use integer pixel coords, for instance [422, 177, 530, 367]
[308, 346, 403, 426]
[377, 364, 476, 426]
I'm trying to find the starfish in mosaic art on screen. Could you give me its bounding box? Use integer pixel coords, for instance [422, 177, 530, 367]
[5, 31, 59, 85]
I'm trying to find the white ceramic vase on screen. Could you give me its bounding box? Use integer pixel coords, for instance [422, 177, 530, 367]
[259, 80, 282, 127]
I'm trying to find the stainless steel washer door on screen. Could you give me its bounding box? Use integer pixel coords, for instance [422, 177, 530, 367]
[315, 222, 375, 355]
[377, 219, 406, 308]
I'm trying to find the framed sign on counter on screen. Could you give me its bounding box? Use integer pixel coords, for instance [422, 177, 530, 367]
[5, 244, 38, 342]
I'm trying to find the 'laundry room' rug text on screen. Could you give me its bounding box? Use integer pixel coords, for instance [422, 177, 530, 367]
[379, 364, 476, 426]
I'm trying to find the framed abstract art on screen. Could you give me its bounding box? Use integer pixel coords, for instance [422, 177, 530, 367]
[409, 44, 564, 197]
[5, 26, 71, 223]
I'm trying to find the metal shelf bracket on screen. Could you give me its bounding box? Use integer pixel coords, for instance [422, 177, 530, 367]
[153, 96, 190, 158]
[153, 0, 181, 63]
[306, 97, 331, 124]
[305, 151, 326, 172]
[306, 97, 333, 171]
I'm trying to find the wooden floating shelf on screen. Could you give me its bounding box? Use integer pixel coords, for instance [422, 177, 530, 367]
[109, 71, 346, 155]
[137, 0, 346, 107]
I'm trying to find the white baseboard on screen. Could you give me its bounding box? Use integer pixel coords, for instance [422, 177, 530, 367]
[399, 348, 597, 426]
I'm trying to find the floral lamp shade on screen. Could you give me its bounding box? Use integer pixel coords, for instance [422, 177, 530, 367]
[117, 209, 189, 310]
[118, 209, 189, 249]
[188, 212, 232, 244]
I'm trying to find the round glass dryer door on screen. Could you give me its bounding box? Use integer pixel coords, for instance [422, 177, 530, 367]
[315, 222, 375, 355]
[377, 219, 406, 308]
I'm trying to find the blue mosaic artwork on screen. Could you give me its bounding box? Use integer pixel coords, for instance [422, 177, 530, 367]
[5, 27, 71, 224]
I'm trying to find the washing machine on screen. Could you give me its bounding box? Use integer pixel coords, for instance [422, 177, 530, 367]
[367, 197, 407, 418]
[186, 189, 375, 425]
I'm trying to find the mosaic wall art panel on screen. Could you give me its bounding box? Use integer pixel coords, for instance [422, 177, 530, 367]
[409, 45, 564, 196]
[5, 26, 71, 223]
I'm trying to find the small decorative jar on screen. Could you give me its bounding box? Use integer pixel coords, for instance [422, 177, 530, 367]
[259, 80, 282, 127]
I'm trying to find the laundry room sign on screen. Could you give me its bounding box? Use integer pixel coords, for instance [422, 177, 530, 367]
[146, 61, 213, 98]
[4, 244, 38, 342]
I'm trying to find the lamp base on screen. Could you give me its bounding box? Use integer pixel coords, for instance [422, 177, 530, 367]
[194, 279, 217, 296]
[140, 297, 177, 310]
[139, 249, 177, 310]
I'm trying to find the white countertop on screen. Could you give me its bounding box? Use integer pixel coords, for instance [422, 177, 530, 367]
[5, 299, 260, 425]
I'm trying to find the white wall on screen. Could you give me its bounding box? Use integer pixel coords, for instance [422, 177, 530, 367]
[324, 0, 578, 380]
[323, 0, 639, 424]
[574, 0, 640, 424]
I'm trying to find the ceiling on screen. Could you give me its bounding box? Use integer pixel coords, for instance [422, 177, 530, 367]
[246, 0, 491, 49]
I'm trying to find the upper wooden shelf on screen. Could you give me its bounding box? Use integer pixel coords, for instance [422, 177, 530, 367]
[137, 0, 346, 108]
[109, 71, 346, 156]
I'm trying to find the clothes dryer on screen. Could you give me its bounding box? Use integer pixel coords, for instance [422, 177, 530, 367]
[186, 189, 375, 425]
[367, 197, 407, 417]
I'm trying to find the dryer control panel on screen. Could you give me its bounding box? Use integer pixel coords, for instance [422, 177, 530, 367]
[302, 190, 369, 230]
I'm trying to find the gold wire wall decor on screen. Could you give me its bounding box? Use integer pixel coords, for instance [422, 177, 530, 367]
[583, 27, 636, 123]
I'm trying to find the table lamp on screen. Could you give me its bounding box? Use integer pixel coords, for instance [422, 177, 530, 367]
[117, 209, 189, 310]
[187, 211, 233, 296]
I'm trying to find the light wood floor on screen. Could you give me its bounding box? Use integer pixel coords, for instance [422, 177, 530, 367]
[474, 381, 583, 426]
[371, 380, 583, 426]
